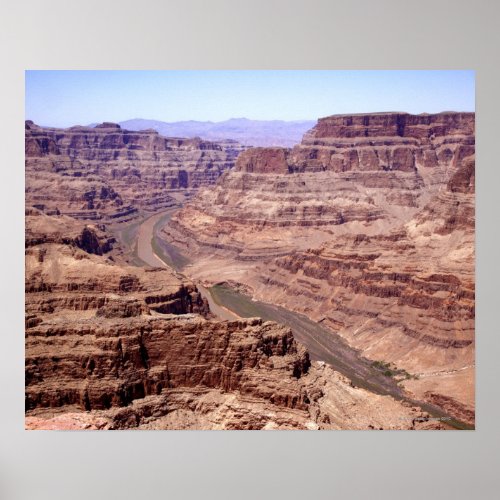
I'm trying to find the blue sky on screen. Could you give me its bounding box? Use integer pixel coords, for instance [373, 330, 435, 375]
[25, 70, 475, 127]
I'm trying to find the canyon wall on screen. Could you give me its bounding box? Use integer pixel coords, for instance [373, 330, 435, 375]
[25, 210, 440, 430]
[163, 112, 475, 423]
[25, 121, 245, 221]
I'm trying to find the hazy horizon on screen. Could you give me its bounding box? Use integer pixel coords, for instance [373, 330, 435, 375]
[26, 112, 477, 130]
[27, 116, 318, 128]
[25, 70, 475, 128]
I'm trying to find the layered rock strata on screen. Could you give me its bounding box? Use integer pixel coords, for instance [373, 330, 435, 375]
[25, 209, 209, 322]
[25, 121, 245, 221]
[162, 112, 475, 423]
[25, 211, 442, 430]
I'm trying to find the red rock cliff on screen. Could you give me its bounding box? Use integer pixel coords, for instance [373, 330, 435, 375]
[25, 121, 245, 221]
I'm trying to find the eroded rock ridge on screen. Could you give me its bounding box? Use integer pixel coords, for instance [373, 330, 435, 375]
[25, 121, 245, 221]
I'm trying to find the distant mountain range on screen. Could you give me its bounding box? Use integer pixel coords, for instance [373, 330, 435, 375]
[116, 118, 317, 147]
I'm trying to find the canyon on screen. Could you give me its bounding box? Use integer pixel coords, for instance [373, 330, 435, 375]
[25, 209, 442, 430]
[25, 112, 474, 429]
[162, 112, 475, 425]
[25, 120, 244, 221]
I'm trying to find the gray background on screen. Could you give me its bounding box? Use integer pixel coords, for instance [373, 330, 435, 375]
[1, 0, 498, 498]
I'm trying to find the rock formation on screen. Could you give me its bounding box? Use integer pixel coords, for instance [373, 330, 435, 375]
[25, 121, 245, 221]
[25, 210, 443, 430]
[162, 112, 475, 424]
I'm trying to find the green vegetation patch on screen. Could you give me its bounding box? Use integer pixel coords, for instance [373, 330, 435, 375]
[371, 360, 419, 381]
